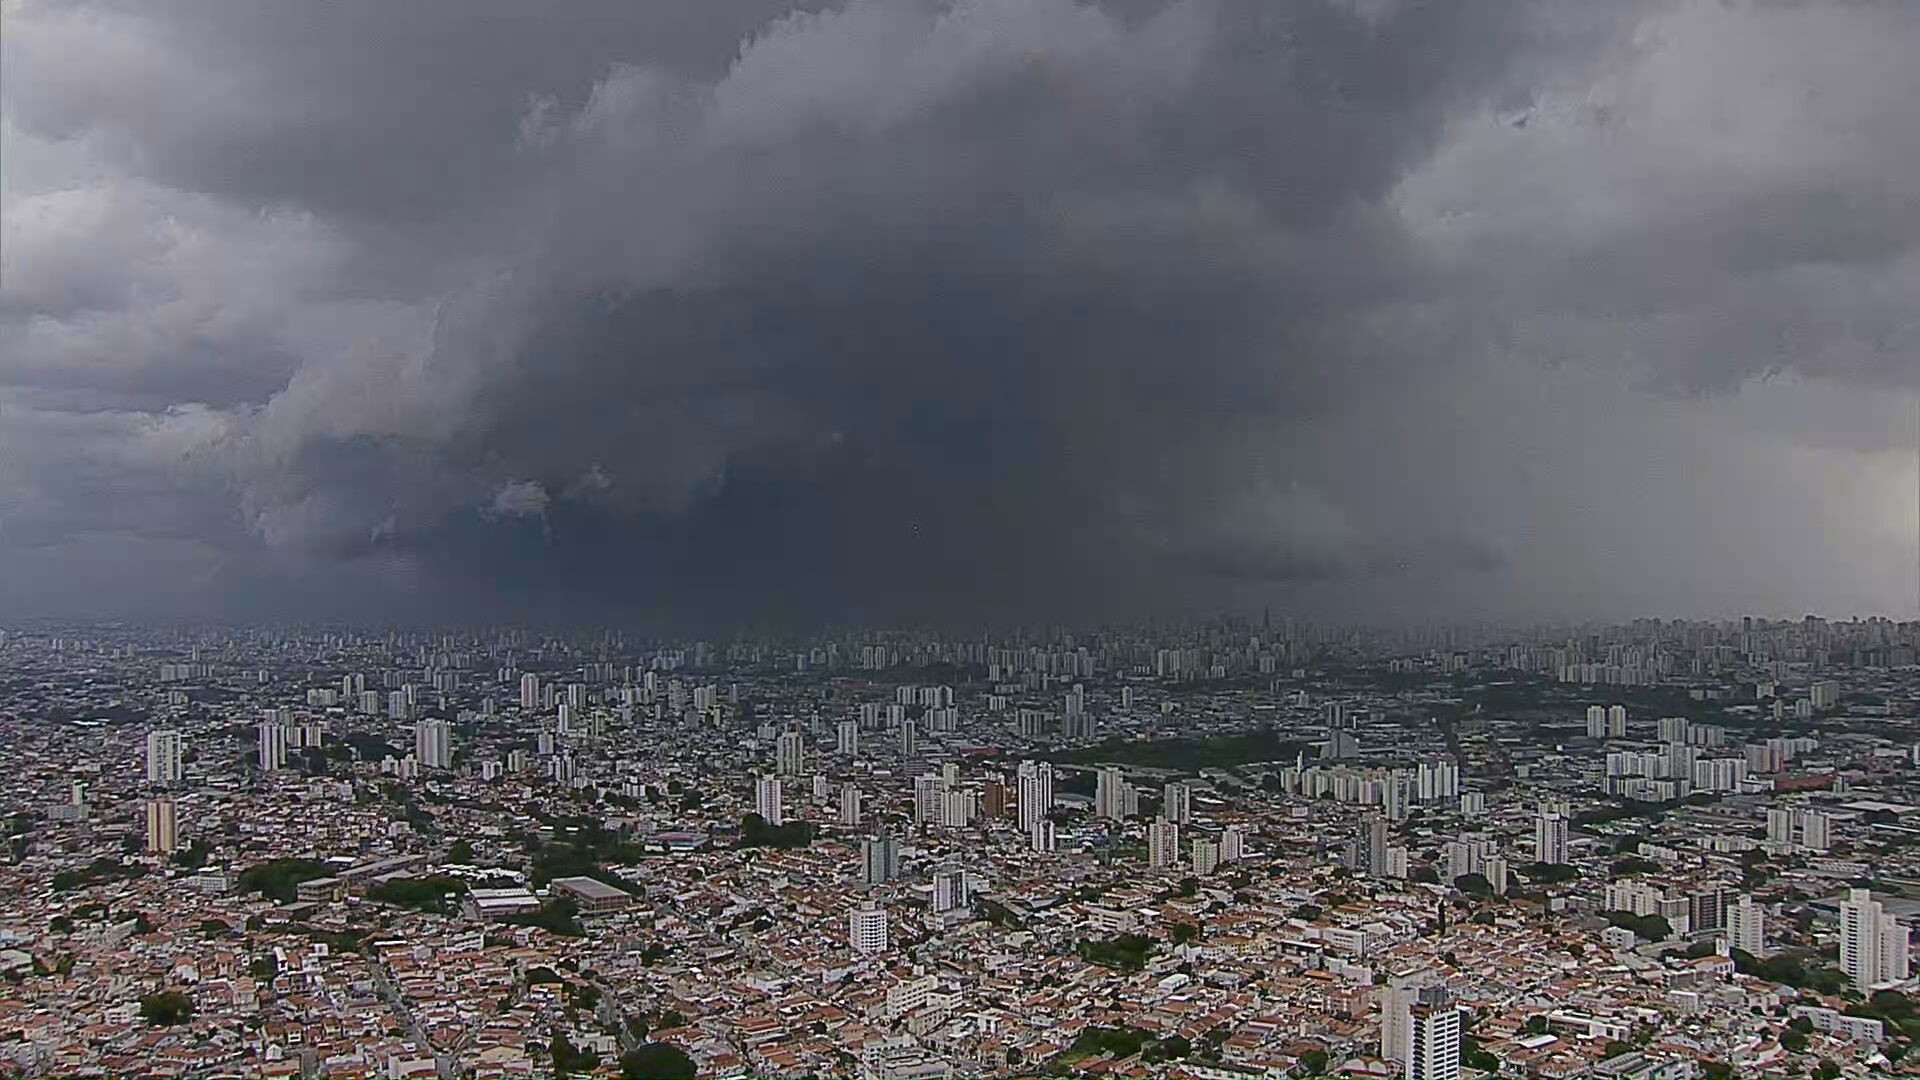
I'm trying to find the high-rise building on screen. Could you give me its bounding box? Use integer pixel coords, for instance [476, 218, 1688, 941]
[1017, 761, 1055, 830]
[1800, 809, 1832, 852]
[862, 834, 899, 885]
[1766, 807, 1795, 843]
[1483, 856, 1510, 896]
[1586, 705, 1607, 738]
[414, 718, 452, 770]
[849, 902, 888, 954]
[837, 719, 860, 757]
[913, 774, 945, 825]
[1726, 894, 1766, 956]
[898, 723, 918, 759]
[1607, 704, 1628, 737]
[1408, 991, 1463, 1080]
[146, 729, 184, 785]
[1349, 813, 1389, 877]
[755, 776, 785, 827]
[776, 731, 806, 776]
[1094, 767, 1130, 821]
[1031, 818, 1057, 853]
[257, 722, 288, 772]
[1379, 977, 1423, 1067]
[144, 796, 178, 854]
[1192, 838, 1221, 876]
[840, 783, 863, 827]
[941, 789, 974, 829]
[1162, 782, 1192, 825]
[932, 867, 970, 912]
[982, 777, 1009, 819]
[1841, 888, 1911, 990]
[1220, 826, 1244, 864]
[520, 672, 540, 710]
[1148, 818, 1180, 870]
[1533, 811, 1568, 865]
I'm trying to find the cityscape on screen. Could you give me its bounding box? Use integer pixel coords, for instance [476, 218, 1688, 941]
[7, 617, 1920, 1078]
[8, 0, 1920, 1077]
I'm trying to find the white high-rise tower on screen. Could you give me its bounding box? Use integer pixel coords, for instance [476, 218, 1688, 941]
[146, 729, 184, 785]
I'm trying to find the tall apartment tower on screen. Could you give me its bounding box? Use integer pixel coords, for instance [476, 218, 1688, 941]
[839, 783, 863, 827]
[755, 775, 785, 827]
[776, 731, 806, 776]
[849, 903, 889, 954]
[1148, 819, 1180, 870]
[1094, 767, 1129, 821]
[1726, 894, 1766, 956]
[1841, 888, 1911, 990]
[1017, 761, 1055, 830]
[146, 729, 184, 785]
[257, 721, 288, 772]
[837, 719, 860, 757]
[862, 834, 900, 885]
[1408, 991, 1463, 1080]
[1606, 704, 1628, 737]
[520, 672, 540, 710]
[1379, 976, 1423, 1067]
[414, 718, 452, 770]
[1162, 782, 1193, 825]
[1350, 813, 1389, 877]
[144, 796, 179, 854]
[1533, 811, 1569, 865]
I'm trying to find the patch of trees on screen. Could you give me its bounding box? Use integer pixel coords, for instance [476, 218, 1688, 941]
[1077, 934, 1156, 971]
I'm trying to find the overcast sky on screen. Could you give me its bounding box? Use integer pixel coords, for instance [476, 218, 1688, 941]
[3, 0, 1918, 630]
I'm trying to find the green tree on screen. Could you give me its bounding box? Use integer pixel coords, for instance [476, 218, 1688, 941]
[549, 1033, 599, 1076]
[139, 989, 194, 1026]
[620, 1042, 696, 1080]
[1297, 1047, 1329, 1075]
[447, 839, 476, 864]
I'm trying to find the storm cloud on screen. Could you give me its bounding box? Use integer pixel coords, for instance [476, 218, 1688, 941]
[4, 0, 1918, 628]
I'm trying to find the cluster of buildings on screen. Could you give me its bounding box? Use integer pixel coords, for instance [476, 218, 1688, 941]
[5, 616, 1920, 1077]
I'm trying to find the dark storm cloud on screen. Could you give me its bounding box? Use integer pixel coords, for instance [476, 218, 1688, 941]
[5, 0, 1919, 625]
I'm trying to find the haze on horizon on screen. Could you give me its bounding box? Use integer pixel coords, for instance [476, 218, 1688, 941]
[3, 0, 1919, 631]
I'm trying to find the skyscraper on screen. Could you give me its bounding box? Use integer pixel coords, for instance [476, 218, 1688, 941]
[520, 672, 540, 710]
[849, 903, 888, 954]
[898, 722, 918, 758]
[414, 718, 452, 770]
[1841, 888, 1910, 990]
[1017, 760, 1055, 830]
[1726, 894, 1766, 956]
[145, 796, 178, 854]
[1607, 703, 1628, 737]
[1031, 818, 1057, 853]
[146, 729, 184, 785]
[1533, 811, 1568, 865]
[1191, 837, 1220, 876]
[862, 834, 900, 885]
[755, 775, 784, 827]
[1148, 818, 1180, 870]
[837, 719, 860, 757]
[257, 721, 288, 772]
[840, 783, 863, 827]
[1379, 976, 1423, 1067]
[1162, 782, 1192, 825]
[1094, 767, 1129, 821]
[1350, 813, 1389, 877]
[932, 867, 970, 912]
[1408, 990, 1463, 1080]
[913, 774, 945, 825]
[776, 731, 806, 776]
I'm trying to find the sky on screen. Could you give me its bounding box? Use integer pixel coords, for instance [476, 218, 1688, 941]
[3, 0, 1919, 631]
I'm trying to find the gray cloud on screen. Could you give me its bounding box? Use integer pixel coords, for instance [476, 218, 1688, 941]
[3, 0, 1918, 627]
